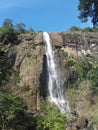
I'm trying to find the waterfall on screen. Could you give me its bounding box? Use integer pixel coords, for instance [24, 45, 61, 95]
[43, 32, 70, 113]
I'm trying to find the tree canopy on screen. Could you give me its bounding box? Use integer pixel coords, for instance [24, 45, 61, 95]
[2, 19, 13, 28]
[0, 92, 34, 130]
[78, 0, 98, 27]
[15, 23, 26, 33]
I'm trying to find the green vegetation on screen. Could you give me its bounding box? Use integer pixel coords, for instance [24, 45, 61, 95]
[0, 19, 18, 44]
[65, 55, 98, 129]
[73, 56, 92, 80]
[0, 92, 68, 130]
[0, 43, 7, 85]
[0, 40, 69, 130]
[35, 103, 68, 130]
[0, 92, 34, 130]
[82, 27, 98, 32]
[0, 19, 36, 45]
[0, 27, 18, 44]
[78, 0, 98, 27]
[87, 68, 98, 93]
[1, 18, 35, 34]
[0, 43, 6, 66]
[2, 19, 14, 28]
[15, 23, 26, 33]
[0, 42, 19, 88]
[68, 26, 81, 32]
[68, 26, 98, 32]
[0, 18, 98, 129]
[65, 55, 98, 93]
[0, 68, 20, 92]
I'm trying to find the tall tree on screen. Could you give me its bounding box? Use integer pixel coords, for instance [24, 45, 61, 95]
[78, 0, 98, 27]
[15, 23, 26, 33]
[2, 19, 13, 28]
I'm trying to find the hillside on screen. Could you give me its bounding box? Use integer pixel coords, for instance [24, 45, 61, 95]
[0, 30, 98, 130]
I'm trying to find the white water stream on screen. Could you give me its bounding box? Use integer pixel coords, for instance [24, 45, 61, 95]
[43, 32, 70, 113]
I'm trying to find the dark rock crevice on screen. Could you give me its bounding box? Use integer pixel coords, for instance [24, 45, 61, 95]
[39, 54, 49, 100]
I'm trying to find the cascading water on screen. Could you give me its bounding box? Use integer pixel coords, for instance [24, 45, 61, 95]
[43, 32, 70, 113]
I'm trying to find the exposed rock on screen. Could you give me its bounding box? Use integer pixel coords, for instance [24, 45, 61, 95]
[76, 117, 89, 129]
[1, 31, 98, 113]
[50, 32, 98, 57]
[66, 117, 89, 130]
[49, 32, 63, 46]
[14, 40, 45, 111]
[33, 32, 42, 44]
[6, 46, 16, 67]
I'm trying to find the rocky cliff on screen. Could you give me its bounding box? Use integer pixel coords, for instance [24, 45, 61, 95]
[0, 32, 98, 129]
[1, 31, 98, 113]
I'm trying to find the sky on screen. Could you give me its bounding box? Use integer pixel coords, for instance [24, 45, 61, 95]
[0, 0, 93, 32]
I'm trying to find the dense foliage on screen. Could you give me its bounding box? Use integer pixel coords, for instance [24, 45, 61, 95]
[35, 103, 68, 130]
[0, 19, 18, 44]
[0, 43, 7, 84]
[1, 18, 35, 34]
[0, 27, 18, 44]
[3, 19, 14, 28]
[66, 55, 98, 93]
[0, 91, 68, 130]
[15, 23, 26, 33]
[78, 0, 98, 27]
[0, 92, 34, 130]
[87, 68, 98, 93]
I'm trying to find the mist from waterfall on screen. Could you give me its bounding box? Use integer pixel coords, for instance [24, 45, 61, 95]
[43, 32, 70, 113]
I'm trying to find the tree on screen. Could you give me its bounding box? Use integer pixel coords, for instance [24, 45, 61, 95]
[35, 103, 68, 130]
[0, 92, 34, 130]
[0, 27, 18, 44]
[2, 19, 13, 28]
[27, 27, 35, 34]
[28, 27, 35, 32]
[69, 26, 81, 31]
[15, 23, 26, 33]
[78, 0, 98, 27]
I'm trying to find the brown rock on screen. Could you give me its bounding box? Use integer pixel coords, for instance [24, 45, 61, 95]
[76, 117, 88, 129]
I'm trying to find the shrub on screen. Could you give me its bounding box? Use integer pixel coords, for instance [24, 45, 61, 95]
[0, 27, 18, 44]
[35, 103, 68, 130]
[87, 68, 98, 93]
[68, 26, 81, 31]
[73, 56, 92, 80]
[0, 92, 34, 130]
[82, 27, 98, 32]
[0, 43, 7, 84]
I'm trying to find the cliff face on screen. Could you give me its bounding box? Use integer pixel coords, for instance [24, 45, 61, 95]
[1, 31, 98, 130]
[14, 33, 44, 111]
[33, 32, 98, 56]
[1, 32, 98, 112]
[51, 32, 98, 57]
